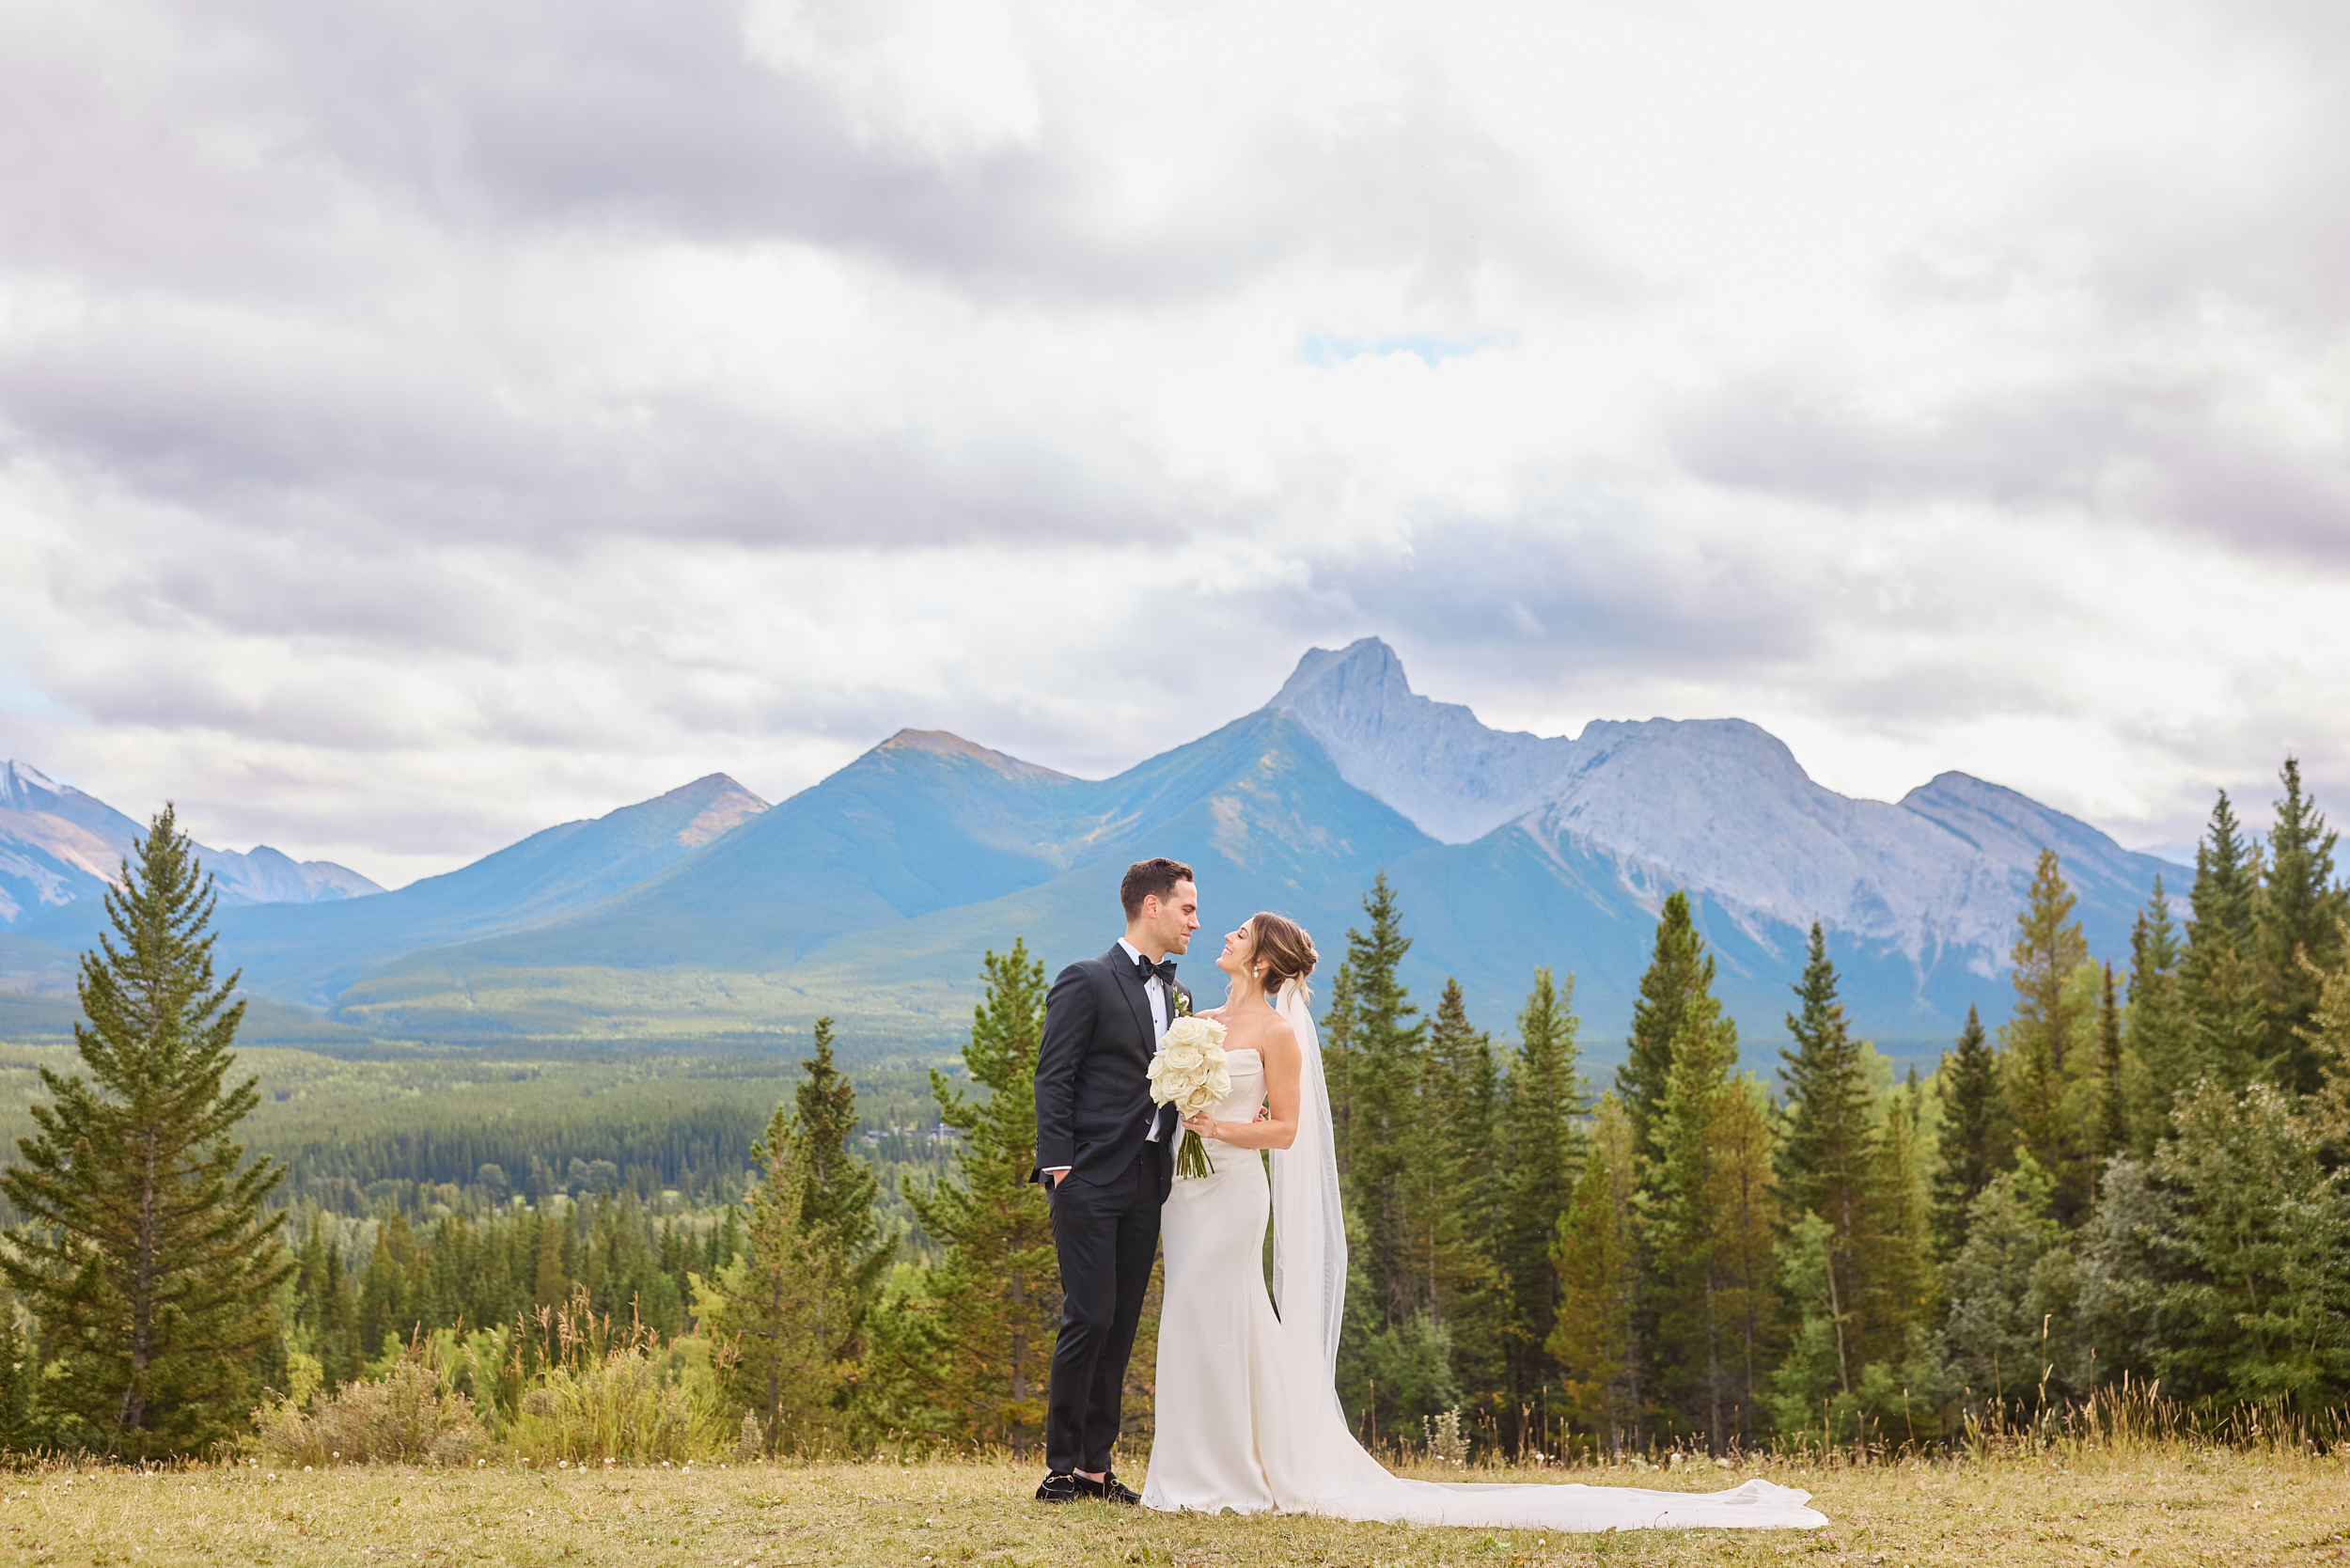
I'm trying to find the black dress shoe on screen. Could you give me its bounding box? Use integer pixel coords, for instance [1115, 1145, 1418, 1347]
[1096, 1471, 1144, 1506]
[1035, 1472, 1080, 1503]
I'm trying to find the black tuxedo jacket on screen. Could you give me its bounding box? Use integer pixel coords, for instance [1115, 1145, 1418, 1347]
[1031, 946, 1186, 1198]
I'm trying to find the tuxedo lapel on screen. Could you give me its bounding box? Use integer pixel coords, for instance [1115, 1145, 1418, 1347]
[1105, 946, 1157, 1058]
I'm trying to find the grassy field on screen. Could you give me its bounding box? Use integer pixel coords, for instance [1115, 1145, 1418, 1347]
[3, 1447, 2343, 1567]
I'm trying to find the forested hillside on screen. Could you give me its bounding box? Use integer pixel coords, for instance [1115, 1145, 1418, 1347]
[0, 761, 2342, 1462]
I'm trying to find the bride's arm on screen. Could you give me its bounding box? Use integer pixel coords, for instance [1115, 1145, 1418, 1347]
[1182, 1019, 1301, 1151]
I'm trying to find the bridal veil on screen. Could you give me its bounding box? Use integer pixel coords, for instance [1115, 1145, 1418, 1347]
[1267, 980, 1347, 1403]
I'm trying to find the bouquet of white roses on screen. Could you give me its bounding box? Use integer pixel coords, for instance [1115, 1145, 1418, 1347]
[1147, 1014, 1230, 1179]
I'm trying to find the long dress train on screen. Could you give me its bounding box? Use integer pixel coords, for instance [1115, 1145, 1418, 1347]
[1141, 1039, 1826, 1531]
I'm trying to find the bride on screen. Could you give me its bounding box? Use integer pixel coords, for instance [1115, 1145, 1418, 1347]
[1141, 911, 1827, 1531]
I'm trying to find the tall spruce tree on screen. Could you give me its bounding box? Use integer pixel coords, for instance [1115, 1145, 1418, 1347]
[2094, 964, 2129, 1168]
[2150, 1082, 2350, 1408]
[1860, 1073, 1935, 1364]
[1325, 872, 1429, 1328]
[1423, 978, 1500, 1394]
[1647, 1009, 1774, 1452]
[2257, 758, 2349, 1095]
[2002, 849, 2092, 1222]
[1549, 1094, 1640, 1454]
[2183, 792, 2267, 1090]
[701, 1100, 847, 1451]
[1929, 1005, 2006, 1259]
[704, 1016, 896, 1450]
[902, 942, 1060, 1450]
[785, 1017, 895, 1369]
[0, 1292, 34, 1451]
[2295, 936, 2350, 1161]
[1776, 920, 1874, 1378]
[2125, 879, 2193, 1148]
[1620, 891, 1719, 1170]
[0, 806, 290, 1457]
[1496, 967, 1586, 1410]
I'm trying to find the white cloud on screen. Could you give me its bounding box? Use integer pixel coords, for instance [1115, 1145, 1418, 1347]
[1, 0, 2345, 885]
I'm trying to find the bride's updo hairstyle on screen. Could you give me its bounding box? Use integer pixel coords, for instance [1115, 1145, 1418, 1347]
[1247, 912, 1319, 1002]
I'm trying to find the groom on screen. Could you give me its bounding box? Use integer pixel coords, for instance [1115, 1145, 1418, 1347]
[1028, 856, 1198, 1504]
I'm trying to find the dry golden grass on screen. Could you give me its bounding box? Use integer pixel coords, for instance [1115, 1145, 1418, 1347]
[2, 1446, 2343, 1568]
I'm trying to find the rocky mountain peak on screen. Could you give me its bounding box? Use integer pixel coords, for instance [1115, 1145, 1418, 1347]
[666, 774, 769, 849]
[1265, 640, 1574, 842]
[877, 729, 1073, 783]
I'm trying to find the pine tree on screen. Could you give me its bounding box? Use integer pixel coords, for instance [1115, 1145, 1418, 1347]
[0, 806, 290, 1457]
[702, 1016, 897, 1450]
[1620, 891, 1719, 1170]
[0, 1293, 34, 1451]
[785, 1017, 896, 1373]
[1770, 1064, 1934, 1448]
[1549, 1094, 1640, 1455]
[2125, 879, 2193, 1149]
[1325, 872, 1430, 1328]
[1712, 1078, 1780, 1448]
[2001, 849, 2092, 1222]
[1940, 1153, 2089, 1405]
[1496, 967, 1587, 1411]
[532, 1212, 568, 1309]
[2295, 935, 2350, 1162]
[1422, 978, 1499, 1395]
[2150, 1082, 2350, 1408]
[1776, 919, 1874, 1385]
[902, 942, 1059, 1450]
[1930, 1006, 2006, 1260]
[1646, 1008, 1773, 1452]
[2257, 758, 2349, 1094]
[1452, 1011, 1507, 1322]
[701, 1103, 846, 1451]
[2094, 964, 2129, 1169]
[2183, 792, 2267, 1090]
[1320, 959, 1359, 1168]
[290, 1216, 357, 1392]
[1858, 1073, 1934, 1372]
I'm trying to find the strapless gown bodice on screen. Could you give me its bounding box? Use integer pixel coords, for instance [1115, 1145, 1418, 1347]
[1197, 1047, 1263, 1134]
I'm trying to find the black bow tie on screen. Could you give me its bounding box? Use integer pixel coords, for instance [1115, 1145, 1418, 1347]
[1134, 953, 1177, 988]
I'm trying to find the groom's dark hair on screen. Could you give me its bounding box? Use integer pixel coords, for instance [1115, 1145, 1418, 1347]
[1120, 857, 1196, 919]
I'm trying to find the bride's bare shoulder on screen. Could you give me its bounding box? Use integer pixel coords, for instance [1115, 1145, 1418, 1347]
[1249, 1009, 1299, 1057]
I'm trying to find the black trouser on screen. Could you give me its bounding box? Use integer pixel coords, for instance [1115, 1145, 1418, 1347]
[1044, 1145, 1160, 1476]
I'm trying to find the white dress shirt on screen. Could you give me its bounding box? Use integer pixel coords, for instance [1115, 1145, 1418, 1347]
[1045, 940, 1171, 1179]
[1116, 937, 1174, 1043]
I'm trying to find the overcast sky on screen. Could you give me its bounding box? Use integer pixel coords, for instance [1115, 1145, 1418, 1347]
[3, 0, 2345, 887]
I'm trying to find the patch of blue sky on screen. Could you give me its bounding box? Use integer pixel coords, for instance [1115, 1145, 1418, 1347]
[1298, 331, 1520, 368]
[0, 659, 71, 721]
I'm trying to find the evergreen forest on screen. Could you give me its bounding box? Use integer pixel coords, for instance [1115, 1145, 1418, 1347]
[3, 761, 2348, 1461]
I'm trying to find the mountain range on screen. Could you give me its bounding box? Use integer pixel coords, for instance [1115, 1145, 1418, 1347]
[0, 641, 2178, 1069]
[0, 760, 383, 925]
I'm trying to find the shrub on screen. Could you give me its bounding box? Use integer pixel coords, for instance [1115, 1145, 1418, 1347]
[256, 1363, 487, 1466]
[498, 1290, 736, 1464]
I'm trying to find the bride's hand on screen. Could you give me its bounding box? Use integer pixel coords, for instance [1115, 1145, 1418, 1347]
[1181, 1112, 1219, 1140]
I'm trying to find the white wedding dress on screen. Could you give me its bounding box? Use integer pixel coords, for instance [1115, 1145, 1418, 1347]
[1141, 989, 1827, 1531]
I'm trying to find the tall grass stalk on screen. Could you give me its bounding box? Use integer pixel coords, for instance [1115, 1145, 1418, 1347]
[489, 1288, 737, 1464]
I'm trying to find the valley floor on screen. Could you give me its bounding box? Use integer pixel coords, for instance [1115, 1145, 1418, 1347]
[5, 1447, 2346, 1567]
